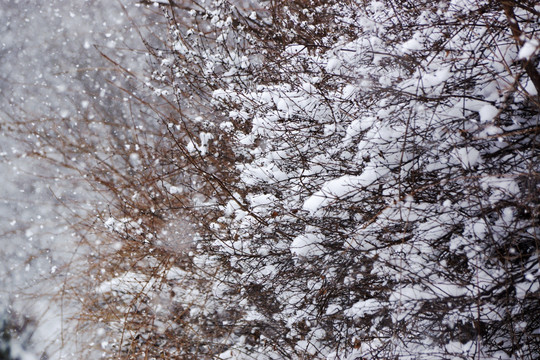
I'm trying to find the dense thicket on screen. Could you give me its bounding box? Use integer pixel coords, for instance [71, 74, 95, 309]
[17, 0, 540, 359]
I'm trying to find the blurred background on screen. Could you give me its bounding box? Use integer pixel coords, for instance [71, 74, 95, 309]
[0, 1, 150, 357]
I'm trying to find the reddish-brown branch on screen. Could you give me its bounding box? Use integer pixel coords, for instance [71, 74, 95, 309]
[501, 1, 540, 97]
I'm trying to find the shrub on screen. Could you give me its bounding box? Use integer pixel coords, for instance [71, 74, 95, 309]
[15, 0, 540, 358]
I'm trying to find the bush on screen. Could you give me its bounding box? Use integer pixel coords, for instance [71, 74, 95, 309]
[15, 0, 540, 358]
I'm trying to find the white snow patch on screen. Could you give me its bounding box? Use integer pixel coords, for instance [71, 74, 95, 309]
[421, 67, 451, 87]
[453, 147, 481, 169]
[290, 233, 324, 258]
[326, 57, 341, 73]
[478, 104, 498, 123]
[97, 271, 155, 298]
[401, 38, 422, 52]
[344, 299, 383, 318]
[326, 304, 342, 315]
[303, 169, 388, 215]
[518, 39, 539, 60]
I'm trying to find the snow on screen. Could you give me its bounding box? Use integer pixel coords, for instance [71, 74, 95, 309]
[401, 38, 422, 52]
[421, 67, 451, 88]
[326, 58, 341, 73]
[2, 0, 539, 359]
[344, 299, 383, 318]
[303, 170, 389, 215]
[478, 104, 499, 123]
[342, 84, 357, 99]
[290, 233, 324, 257]
[325, 304, 342, 315]
[453, 147, 481, 169]
[518, 39, 539, 60]
[0, 1, 153, 357]
[97, 272, 155, 299]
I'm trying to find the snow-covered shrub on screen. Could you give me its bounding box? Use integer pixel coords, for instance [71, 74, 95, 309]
[144, 0, 540, 358]
[15, 0, 540, 358]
